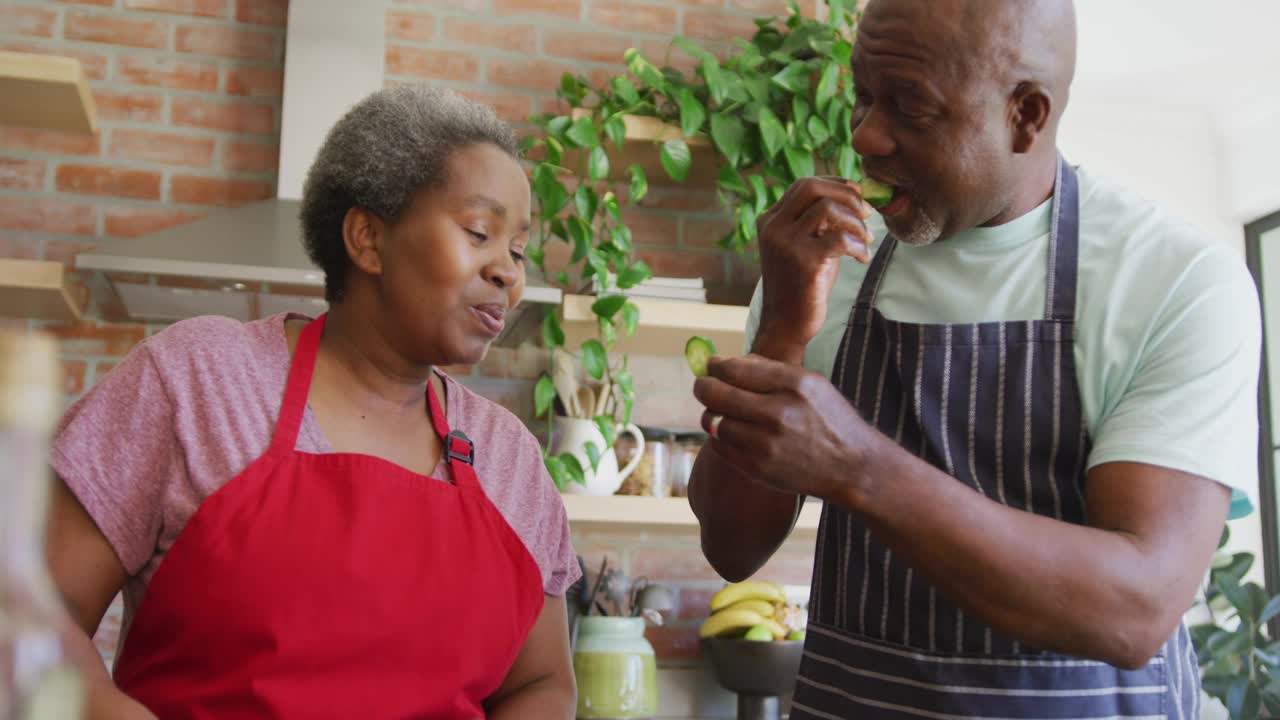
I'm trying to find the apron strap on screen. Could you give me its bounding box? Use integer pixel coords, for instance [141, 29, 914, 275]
[426, 376, 481, 490]
[854, 233, 899, 310]
[1044, 156, 1081, 323]
[271, 313, 326, 453]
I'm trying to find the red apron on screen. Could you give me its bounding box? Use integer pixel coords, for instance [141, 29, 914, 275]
[113, 314, 545, 719]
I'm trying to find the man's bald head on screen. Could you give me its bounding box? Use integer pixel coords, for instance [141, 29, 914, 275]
[850, 0, 1077, 244]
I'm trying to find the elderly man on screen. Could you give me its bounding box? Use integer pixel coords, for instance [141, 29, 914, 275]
[689, 0, 1261, 716]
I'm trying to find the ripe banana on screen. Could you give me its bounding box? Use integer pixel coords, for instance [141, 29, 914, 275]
[722, 599, 777, 617]
[699, 608, 767, 638]
[709, 581, 785, 611]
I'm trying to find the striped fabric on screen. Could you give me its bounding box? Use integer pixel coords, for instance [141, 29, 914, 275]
[791, 160, 1200, 719]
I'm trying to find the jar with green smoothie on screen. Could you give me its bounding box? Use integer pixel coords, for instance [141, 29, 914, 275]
[572, 617, 657, 719]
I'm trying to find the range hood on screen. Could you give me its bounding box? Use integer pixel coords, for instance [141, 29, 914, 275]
[72, 0, 560, 340]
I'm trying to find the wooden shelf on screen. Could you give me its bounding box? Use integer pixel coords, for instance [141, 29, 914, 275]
[563, 111, 718, 189]
[0, 51, 97, 134]
[561, 294, 749, 358]
[0, 259, 84, 324]
[562, 494, 822, 534]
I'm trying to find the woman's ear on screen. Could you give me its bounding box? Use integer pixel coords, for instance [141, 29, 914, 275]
[342, 207, 385, 277]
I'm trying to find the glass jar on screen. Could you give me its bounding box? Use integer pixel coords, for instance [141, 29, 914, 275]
[1, 330, 85, 719]
[667, 432, 707, 498]
[615, 427, 671, 497]
[572, 617, 658, 719]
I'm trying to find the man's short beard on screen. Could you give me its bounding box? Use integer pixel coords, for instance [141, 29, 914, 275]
[893, 209, 944, 246]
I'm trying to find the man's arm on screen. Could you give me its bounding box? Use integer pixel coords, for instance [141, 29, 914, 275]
[484, 595, 576, 719]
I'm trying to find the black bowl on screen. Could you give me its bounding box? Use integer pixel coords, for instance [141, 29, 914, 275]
[702, 638, 804, 697]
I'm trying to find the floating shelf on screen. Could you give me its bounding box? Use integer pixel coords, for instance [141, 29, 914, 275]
[560, 294, 749, 358]
[563, 110, 718, 189]
[0, 259, 84, 324]
[562, 494, 821, 535]
[0, 50, 97, 134]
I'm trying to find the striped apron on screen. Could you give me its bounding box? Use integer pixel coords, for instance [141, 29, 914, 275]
[790, 159, 1200, 719]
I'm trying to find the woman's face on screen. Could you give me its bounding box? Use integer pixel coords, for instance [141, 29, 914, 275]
[372, 142, 531, 366]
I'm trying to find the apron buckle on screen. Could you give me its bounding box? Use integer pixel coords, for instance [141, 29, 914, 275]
[446, 430, 475, 465]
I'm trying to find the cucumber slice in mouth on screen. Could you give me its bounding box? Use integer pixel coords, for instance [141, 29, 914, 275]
[685, 335, 717, 377]
[859, 177, 895, 209]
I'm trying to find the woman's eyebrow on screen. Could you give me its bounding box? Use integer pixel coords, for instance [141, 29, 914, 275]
[464, 194, 531, 233]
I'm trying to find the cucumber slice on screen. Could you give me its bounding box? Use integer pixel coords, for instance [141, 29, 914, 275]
[859, 177, 895, 209]
[685, 335, 717, 378]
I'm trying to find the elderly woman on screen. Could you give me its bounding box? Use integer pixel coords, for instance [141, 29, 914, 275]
[46, 86, 580, 719]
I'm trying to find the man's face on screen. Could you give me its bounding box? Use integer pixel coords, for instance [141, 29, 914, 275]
[850, 1, 1015, 245]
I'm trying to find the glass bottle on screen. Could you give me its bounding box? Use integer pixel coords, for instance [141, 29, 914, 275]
[0, 330, 84, 720]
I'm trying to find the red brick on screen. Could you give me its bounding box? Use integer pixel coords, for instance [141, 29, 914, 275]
[0, 235, 41, 259]
[752, 548, 814, 586]
[440, 17, 535, 54]
[172, 96, 275, 134]
[95, 360, 118, 378]
[171, 174, 272, 206]
[394, 0, 485, 9]
[221, 139, 277, 172]
[384, 45, 478, 82]
[492, 0, 579, 19]
[684, 9, 764, 43]
[103, 206, 203, 238]
[224, 64, 282, 97]
[590, 1, 676, 34]
[0, 198, 96, 234]
[56, 164, 161, 200]
[2, 5, 57, 38]
[620, 208, 679, 246]
[676, 587, 718, 620]
[487, 57, 575, 91]
[0, 43, 109, 80]
[61, 359, 88, 397]
[45, 0, 114, 6]
[636, 247, 726, 283]
[90, 89, 164, 123]
[637, 187, 722, 212]
[43, 238, 98, 265]
[454, 88, 532, 126]
[636, 37, 730, 74]
[386, 10, 434, 42]
[64, 11, 170, 49]
[234, 0, 287, 26]
[47, 321, 146, 356]
[683, 215, 735, 249]
[543, 29, 630, 64]
[0, 128, 99, 156]
[645, 624, 702, 661]
[733, 0, 818, 15]
[631, 546, 722, 582]
[118, 54, 219, 91]
[110, 129, 215, 168]
[124, 0, 228, 17]
[177, 23, 277, 60]
[0, 157, 46, 191]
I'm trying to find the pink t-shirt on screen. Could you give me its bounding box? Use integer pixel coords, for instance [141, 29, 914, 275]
[52, 313, 580, 638]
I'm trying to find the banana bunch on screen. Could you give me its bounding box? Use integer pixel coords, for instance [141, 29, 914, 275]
[698, 581, 807, 642]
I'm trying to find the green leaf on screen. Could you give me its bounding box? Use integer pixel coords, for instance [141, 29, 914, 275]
[673, 36, 717, 65]
[661, 139, 692, 183]
[628, 164, 648, 204]
[826, 0, 847, 27]
[757, 107, 786, 159]
[1203, 673, 1236, 701]
[603, 115, 627, 150]
[541, 310, 565, 348]
[710, 113, 747, 167]
[535, 374, 557, 418]
[612, 76, 640, 106]
[545, 455, 568, 491]
[546, 115, 572, 139]
[566, 117, 599, 148]
[807, 115, 831, 146]
[1261, 595, 1280, 626]
[1230, 488, 1255, 520]
[581, 340, 608, 380]
[589, 145, 610, 181]
[617, 261, 652, 289]
[1257, 645, 1280, 666]
[1209, 628, 1254, 658]
[621, 302, 639, 336]
[591, 295, 629, 319]
[1221, 576, 1258, 620]
[586, 251, 608, 280]
[1221, 525, 1232, 549]
[559, 73, 587, 106]
[784, 144, 815, 179]
[702, 59, 726, 105]
[549, 218, 569, 241]
[598, 315, 616, 349]
[744, 75, 771, 103]
[771, 62, 810, 93]
[793, 96, 812, 128]
[574, 185, 599, 223]
[833, 39, 853, 68]
[1228, 676, 1261, 720]
[718, 165, 749, 196]
[556, 270, 570, 286]
[594, 416, 618, 448]
[527, 244, 546, 269]
[561, 453, 586, 486]
[584, 441, 602, 473]
[624, 47, 665, 90]
[1250, 582, 1271, 622]
[533, 163, 570, 220]
[816, 62, 840, 111]
[568, 216, 592, 262]
[677, 87, 707, 139]
[602, 191, 620, 220]
[1215, 552, 1256, 585]
[610, 224, 634, 253]
[837, 144, 860, 180]
[544, 136, 564, 166]
[749, 174, 769, 216]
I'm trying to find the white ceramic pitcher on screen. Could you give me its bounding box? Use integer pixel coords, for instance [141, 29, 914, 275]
[552, 416, 645, 496]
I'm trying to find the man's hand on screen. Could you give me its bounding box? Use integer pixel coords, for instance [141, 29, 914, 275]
[693, 353, 877, 504]
[755, 177, 874, 364]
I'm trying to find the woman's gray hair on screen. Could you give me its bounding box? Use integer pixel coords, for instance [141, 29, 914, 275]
[300, 85, 519, 302]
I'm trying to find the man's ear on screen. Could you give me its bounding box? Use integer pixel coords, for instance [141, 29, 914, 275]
[342, 207, 385, 278]
[1008, 81, 1053, 154]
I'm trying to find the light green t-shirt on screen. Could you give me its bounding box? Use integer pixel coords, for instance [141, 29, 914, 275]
[744, 165, 1261, 493]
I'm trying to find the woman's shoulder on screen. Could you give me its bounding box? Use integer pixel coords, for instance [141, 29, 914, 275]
[139, 313, 294, 379]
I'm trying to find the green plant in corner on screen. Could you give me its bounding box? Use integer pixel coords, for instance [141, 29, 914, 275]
[1191, 490, 1280, 719]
